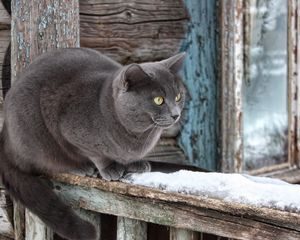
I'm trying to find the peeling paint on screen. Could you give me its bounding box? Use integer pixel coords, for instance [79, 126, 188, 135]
[178, 0, 219, 170]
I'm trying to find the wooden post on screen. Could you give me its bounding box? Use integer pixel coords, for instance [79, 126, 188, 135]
[117, 217, 147, 240]
[11, 0, 80, 83]
[170, 228, 199, 240]
[0, 190, 14, 238]
[11, 0, 80, 239]
[25, 210, 53, 240]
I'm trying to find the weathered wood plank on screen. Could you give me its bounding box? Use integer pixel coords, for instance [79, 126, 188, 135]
[117, 217, 147, 240]
[54, 174, 300, 239]
[0, 30, 10, 102]
[0, 190, 14, 239]
[0, 1, 10, 30]
[170, 228, 199, 240]
[79, 0, 188, 64]
[25, 210, 53, 240]
[81, 37, 184, 64]
[0, 235, 13, 240]
[51, 178, 300, 240]
[13, 202, 25, 240]
[219, 0, 244, 173]
[144, 138, 186, 165]
[178, 0, 219, 171]
[11, 0, 80, 83]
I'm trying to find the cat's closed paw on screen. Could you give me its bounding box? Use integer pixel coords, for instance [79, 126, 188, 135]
[126, 161, 151, 174]
[99, 162, 125, 181]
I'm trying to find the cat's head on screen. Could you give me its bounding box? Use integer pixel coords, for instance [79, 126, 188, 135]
[113, 53, 186, 132]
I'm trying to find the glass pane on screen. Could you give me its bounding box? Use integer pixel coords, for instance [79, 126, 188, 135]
[243, 0, 288, 171]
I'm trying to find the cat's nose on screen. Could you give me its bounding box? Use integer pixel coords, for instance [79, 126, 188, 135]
[171, 114, 180, 121]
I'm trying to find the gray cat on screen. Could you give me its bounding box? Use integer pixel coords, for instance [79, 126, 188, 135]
[0, 48, 186, 240]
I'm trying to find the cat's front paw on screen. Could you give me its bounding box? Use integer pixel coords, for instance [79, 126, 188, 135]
[99, 162, 125, 181]
[126, 161, 151, 174]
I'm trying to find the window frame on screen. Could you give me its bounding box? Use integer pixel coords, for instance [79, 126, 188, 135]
[220, 0, 300, 183]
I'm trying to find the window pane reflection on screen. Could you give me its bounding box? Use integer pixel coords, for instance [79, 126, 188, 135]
[243, 0, 288, 170]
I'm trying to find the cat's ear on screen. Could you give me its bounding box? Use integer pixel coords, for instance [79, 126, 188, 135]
[160, 52, 186, 74]
[120, 64, 149, 91]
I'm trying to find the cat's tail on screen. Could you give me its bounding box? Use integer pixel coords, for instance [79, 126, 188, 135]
[0, 136, 97, 240]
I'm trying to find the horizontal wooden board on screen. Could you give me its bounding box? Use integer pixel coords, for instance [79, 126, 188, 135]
[0, 1, 10, 30]
[81, 37, 183, 64]
[79, 0, 188, 64]
[0, 30, 10, 103]
[51, 174, 300, 240]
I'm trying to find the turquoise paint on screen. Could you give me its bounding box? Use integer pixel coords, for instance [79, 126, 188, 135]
[178, 0, 218, 171]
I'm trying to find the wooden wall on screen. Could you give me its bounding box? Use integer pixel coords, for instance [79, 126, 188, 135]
[79, 0, 189, 64]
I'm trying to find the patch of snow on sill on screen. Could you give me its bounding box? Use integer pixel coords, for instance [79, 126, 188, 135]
[122, 170, 300, 212]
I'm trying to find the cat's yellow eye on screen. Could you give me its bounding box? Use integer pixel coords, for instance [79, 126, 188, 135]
[153, 96, 164, 106]
[175, 93, 182, 102]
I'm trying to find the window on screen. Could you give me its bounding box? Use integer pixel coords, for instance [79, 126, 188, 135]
[220, 0, 300, 183]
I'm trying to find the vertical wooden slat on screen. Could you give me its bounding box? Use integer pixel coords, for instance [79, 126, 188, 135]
[13, 202, 25, 240]
[0, 190, 14, 239]
[170, 228, 199, 240]
[11, 0, 80, 239]
[117, 217, 147, 240]
[25, 210, 53, 240]
[288, 0, 300, 168]
[220, 0, 244, 173]
[178, 0, 219, 171]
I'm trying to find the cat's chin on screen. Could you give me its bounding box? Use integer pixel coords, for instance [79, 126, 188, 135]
[153, 122, 174, 129]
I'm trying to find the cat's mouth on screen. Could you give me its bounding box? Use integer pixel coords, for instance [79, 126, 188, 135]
[151, 117, 174, 128]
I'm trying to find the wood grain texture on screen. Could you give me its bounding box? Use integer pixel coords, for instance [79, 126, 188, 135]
[10, 0, 80, 239]
[0, 1, 10, 30]
[117, 217, 147, 240]
[25, 210, 53, 240]
[170, 228, 199, 240]
[51, 174, 300, 240]
[79, 0, 188, 64]
[11, 0, 80, 83]
[219, 0, 244, 173]
[178, 0, 219, 170]
[0, 190, 14, 239]
[0, 30, 9, 103]
[13, 202, 25, 240]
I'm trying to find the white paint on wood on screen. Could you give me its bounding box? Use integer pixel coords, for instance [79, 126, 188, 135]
[117, 217, 147, 240]
[25, 210, 53, 240]
[0, 191, 14, 238]
[170, 228, 199, 240]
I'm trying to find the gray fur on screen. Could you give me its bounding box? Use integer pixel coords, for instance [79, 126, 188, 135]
[0, 48, 186, 240]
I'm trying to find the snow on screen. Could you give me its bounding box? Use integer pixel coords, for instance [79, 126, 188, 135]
[123, 170, 300, 212]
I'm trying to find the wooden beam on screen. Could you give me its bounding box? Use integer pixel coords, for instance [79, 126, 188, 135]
[220, 0, 244, 173]
[117, 217, 147, 240]
[51, 174, 300, 240]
